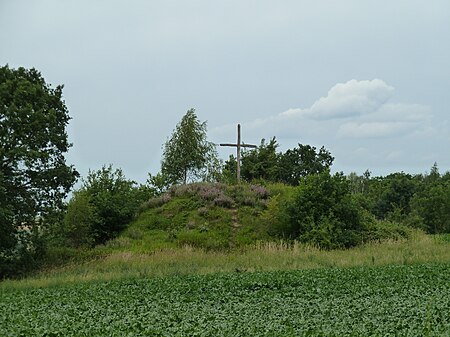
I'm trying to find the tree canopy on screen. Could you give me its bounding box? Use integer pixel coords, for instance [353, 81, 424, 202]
[278, 144, 334, 185]
[225, 138, 334, 185]
[161, 109, 219, 185]
[0, 65, 78, 276]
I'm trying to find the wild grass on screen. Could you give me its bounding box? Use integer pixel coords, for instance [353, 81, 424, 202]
[1, 231, 448, 290]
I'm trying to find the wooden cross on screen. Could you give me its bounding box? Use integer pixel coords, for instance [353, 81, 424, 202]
[220, 124, 257, 183]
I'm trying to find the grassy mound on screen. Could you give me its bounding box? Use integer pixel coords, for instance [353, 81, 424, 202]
[107, 183, 272, 252]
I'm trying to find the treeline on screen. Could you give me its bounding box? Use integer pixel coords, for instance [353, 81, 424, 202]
[222, 138, 450, 237]
[348, 165, 450, 235]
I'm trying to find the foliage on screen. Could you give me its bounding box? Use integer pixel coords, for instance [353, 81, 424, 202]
[219, 154, 238, 184]
[347, 170, 371, 195]
[0, 65, 78, 277]
[1, 263, 449, 336]
[364, 216, 412, 242]
[371, 172, 417, 219]
[146, 171, 171, 195]
[62, 165, 153, 246]
[232, 139, 334, 186]
[347, 163, 450, 234]
[0, 227, 47, 279]
[241, 137, 280, 182]
[125, 179, 418, 252]
[278, 144, 334, 185]
[61, 191, 98, 248]
[161, 108, 219, 185]
[409, 173, 450, 234]
[282, 171, 365, 249]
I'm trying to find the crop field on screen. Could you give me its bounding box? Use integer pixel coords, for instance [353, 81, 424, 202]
[1, 263, 449, 336]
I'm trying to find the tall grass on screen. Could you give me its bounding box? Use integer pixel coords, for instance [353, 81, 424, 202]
[1, 231, 448, 290]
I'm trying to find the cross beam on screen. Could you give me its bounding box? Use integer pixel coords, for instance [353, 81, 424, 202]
[220, 124, 257, 183]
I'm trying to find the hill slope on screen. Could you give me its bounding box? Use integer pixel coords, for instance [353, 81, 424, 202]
[109, 183, 274, 252]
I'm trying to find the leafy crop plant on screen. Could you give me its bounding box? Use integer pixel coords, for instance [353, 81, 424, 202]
[1, 263, 449, 336]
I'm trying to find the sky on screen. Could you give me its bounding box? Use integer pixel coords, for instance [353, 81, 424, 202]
[1, 0, 449, 184]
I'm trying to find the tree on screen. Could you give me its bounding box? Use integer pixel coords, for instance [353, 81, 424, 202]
[161, 109, 218, 184]
[371, 172, 417, 219]
[235, 140, 334, 185]
[409, 164, 450, 234]
[240, 137, 280, 182]
[410, 182, 450, 234]
[278, 144, 334, 185]
[147, 172, 172, 195]
[0, 65, 78, 276]
[348, 170, 371, 195]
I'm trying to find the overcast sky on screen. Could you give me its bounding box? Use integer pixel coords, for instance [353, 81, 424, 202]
[1, 1, 449, 183]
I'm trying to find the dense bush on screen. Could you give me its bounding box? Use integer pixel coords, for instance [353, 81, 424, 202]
[61, 165, 153, 247]
[61, 191, 98, 248]
[273, 171, 365, 249]
[0, 228, 47, 279]
[364, 218, 412, 242]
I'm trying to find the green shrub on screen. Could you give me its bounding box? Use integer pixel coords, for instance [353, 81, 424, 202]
[261, 194, 290, 238]
[365, 219, 412, 242]
[370, 173, 417, 219]
[62, 191, 97, 248]
[0, 228, 47, 279]
[282, 171, 365, 249]
[73, 165, 153, 245]
[265, 182, 295, 199]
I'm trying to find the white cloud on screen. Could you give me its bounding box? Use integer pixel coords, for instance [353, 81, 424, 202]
[309, 79, 394, 119]
[280, 79, 394, 120]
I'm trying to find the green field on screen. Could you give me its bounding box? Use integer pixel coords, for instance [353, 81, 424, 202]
[1, 263, 449, 336]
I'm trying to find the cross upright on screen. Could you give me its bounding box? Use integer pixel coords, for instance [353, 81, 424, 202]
[220, 124, 257, 183]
